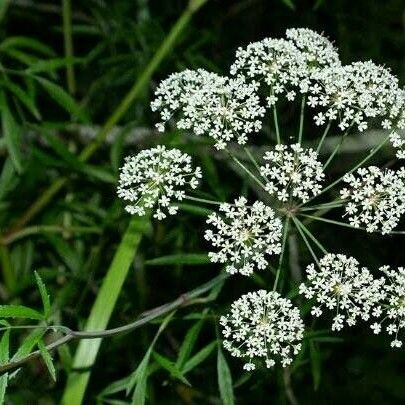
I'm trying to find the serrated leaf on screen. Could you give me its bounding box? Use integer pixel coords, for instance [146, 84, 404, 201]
[182, 341, 217, 374]
[176, 319, 205, 370]
[1, 97, 22, 173]
[34, 271, 51, 319]
[217, 347, 234, 405]
[12, 330, 44, 362]
[145, 254, 210, 266]
[0, 330, 10, 404]
[35, 77, 89, 122]
[38, 340, 56, 382]
[0, 305, 43, 321]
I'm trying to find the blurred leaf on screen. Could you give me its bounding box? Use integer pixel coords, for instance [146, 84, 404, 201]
[217, 347, 234, 405]
[34, 271, 51, 319]
[145, 254, 210, 266]
[26, 57, 83, 74]
[309, 341, 321, 391]
[1, 79, 41, 119]
[281, 0, 296, 10]
[0, 157, 18, 201]
[35, 77, 89, 122]
[38, 340, 56, 382]
[1, 96, 22, 173]
[0, 36, 55, 56]
[0, 305, 43, 321]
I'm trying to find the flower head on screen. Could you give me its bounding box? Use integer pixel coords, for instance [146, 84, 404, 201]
[285, 28, 340, 70]
[385, 88, 405, 159]
[204, 197, 282, 276]
[151, 69, 265, 149]
[371, 266, 405, 348]
[117, 146, 201, 220]
[220, 290, 304, 370]
[308, 61, 399, 131]
[340, 166, 405, 234]
[259, 143, 324, 203]
[300, 254, 385, 331]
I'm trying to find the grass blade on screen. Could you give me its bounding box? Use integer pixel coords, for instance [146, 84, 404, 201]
[217, 347, 234, 405]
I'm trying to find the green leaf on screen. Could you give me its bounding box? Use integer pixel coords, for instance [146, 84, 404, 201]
[35, 77, 89, 122]
[145, 253, 210, 266]
[0, 36, 55, 56]
[281, 0, 296, 9]
[1, 97, 22, 173]
[34, 271, 51, 319]
[12, 330, 44, 362]
[0, 305, 43, 321]
[217, 347, 234, 405]
[152, 352, 190, 386]
[61, 215, 150, 405]
[38, 340, 56, 382]
[1, 79, 41, 119]
[182, 341, 217, 374]
[0, 330, 10, 404]
[176, 319, 205, 370]
[25, 57, 83, 74]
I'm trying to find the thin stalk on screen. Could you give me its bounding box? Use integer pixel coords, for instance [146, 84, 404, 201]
[0, 273, 228, 377]
[228, 152, 267, 191]
[62, 0, 75, 94]
[244, 147, 262, 174]
[298, 96, 305, 144]
[294, 219, 327, 254]
[292, 217, 319, 266]
[5, 0, 207, 236]
[300, 134, 390, 208]
[184, 195, 222, 206]
[316, 121, 332, 154]
[299, 213, 364, 231]
[273, 217, 290, 291]
[323, 127, 351, 170]
[273, 105, 281, 144]
[300, 200, 345, 212]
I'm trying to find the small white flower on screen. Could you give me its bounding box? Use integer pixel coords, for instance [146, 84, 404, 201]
[372, 266, 405, 348]
[259, 143, 325, 203]
[340, 166, 405, 234]
[151, 69, 265, 149]
[117, 146, 201, 220]
[309, 61, 399, 132]
[204, 197, 282, 276]
[299, 254, 385, 330]
[220, 290, 304, 370]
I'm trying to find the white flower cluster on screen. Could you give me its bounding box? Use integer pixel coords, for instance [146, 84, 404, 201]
[230, 29, 340, 106]
[371, 266, 405, 348]
[220, 290, 304, 370]
[117, 146, 201, 220]
[259, 143, 324, 203]
[204, 197, 282, 276]
[308, 61, 399, 131]
[340, 166, 405, 234]
[299, 254, 385, 331]
[385, 88, 405, 159]
[151, 69, 265, 149]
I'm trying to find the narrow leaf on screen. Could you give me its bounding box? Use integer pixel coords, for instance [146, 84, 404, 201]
[217, 347, 234, 405]
[182, 341, 217, 374]
[12, 330, 44, 362]
[0, 330, 10, 404]
[35, 77, 89, 122]
[0, 305, 43, 320]
[0, 36, 55, 56]
[26, 57, 82, 74]
[38, 340, 56, 382]
[152, 352, 190, 386]
[176, 319, 204, 370]
[34, 271, 51, 319]
[145, 253, 210, 266]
